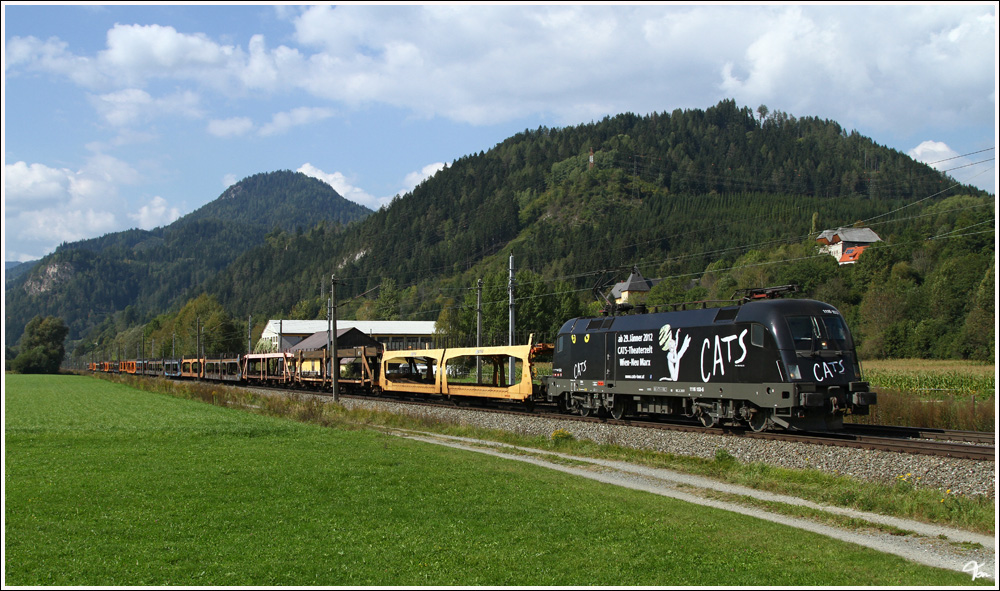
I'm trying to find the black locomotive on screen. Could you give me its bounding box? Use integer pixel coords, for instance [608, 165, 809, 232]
[545, 290, 877, 431]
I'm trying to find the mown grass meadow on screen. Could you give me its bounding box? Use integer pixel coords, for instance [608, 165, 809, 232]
[83, 371, 998, 534]
[4, 374, 991, 586]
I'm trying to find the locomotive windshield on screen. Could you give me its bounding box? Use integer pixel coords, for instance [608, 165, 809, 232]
[786, 314, 853, 353]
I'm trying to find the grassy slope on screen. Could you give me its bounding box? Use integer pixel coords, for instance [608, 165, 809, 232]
[4, 374, 989, 586]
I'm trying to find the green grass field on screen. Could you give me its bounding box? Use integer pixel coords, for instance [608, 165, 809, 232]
[4, 374, 990, 586]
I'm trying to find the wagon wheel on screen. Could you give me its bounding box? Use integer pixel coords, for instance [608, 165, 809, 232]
[610, 397, 629, 421]
[748, 408, 771, 433]
[578, 405, 592, 418]
[698, 411, 716, 428]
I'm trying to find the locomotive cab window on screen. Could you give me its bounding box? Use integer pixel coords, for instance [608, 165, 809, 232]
[786, 315, 852, 352]
[751, 323, 766, 347]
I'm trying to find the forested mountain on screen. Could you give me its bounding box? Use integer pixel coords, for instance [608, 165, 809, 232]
[15, 100, 991, 365]
[172, 170, 371, 231]
[5, 171, 371, 348]
[5, 260, 38, 283]
[186, 100, 991, 361]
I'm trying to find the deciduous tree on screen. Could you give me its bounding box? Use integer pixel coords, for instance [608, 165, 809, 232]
[12, 315, 69, 374]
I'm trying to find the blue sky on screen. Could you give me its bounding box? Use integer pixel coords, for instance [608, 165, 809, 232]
[3, 3, 997, 262]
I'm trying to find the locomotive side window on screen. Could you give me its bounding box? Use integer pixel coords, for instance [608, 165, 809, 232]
[556, 335, 566, 353]
[751, 323, 766, 347]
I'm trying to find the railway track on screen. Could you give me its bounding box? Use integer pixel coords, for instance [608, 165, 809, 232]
[564, 414, 996, 462]
[739, 428, 995, 462]
[317, 388, 996, 462]
[841, 423, 994, 445]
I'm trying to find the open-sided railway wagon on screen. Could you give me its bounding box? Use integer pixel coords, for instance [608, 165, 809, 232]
[378, 341, 553, 407]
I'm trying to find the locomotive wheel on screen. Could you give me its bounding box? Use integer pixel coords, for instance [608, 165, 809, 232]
[748, 409, 771, 432]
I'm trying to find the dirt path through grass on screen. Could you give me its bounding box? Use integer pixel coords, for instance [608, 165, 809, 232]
[395, 430, 996, 582]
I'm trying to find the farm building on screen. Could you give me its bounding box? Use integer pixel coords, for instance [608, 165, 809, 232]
[610, 267, 660, 304]
[260, 319, 436, 352]
[816, 227, 882, 265]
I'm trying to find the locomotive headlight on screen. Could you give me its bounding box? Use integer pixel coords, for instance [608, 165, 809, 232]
[785, 363, 802, 380]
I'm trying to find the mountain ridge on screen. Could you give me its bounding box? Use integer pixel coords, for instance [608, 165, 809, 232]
[5, 170, 372, 346]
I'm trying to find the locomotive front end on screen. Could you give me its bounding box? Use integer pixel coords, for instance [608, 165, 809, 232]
[771, 303, 877, 430]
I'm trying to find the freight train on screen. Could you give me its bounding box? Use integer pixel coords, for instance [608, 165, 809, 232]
[90, 286, 876, 432]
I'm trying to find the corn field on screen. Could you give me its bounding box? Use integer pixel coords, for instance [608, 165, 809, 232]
[849, 359, 995, 431]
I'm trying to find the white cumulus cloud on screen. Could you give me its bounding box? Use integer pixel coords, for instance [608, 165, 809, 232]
[298, 163, 382, 210]
[403, 162, 447, 193]
[208, 117, 255, 137]
[130, 196, 181, 230]
[298, 161, 450, 211]
[259, 106, 334, 136]
[99, 23, 239, 87]
[90, 88, 203, 127]
[908, 141, 959, 170]
[3, 161, 71, 207]
[2, 153, 143, 258]
[908, 140, 995, 193]
[7, 5, 994, 134]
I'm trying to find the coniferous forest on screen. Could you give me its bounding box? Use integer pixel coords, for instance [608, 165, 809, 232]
[4, 100, 994, 366]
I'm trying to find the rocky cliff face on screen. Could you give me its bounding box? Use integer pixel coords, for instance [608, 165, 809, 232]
[23, 262, 74, 296]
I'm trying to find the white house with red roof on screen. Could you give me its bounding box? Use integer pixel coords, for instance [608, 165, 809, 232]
[816, 227, 882, 265]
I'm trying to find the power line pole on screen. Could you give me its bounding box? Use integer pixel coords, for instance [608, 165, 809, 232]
[327, 291, 332, 389]
[508, 251, 515, 386]
[331, 274, 339, 402]
[476, 278, 483, 382]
